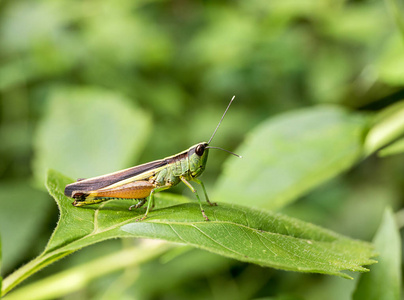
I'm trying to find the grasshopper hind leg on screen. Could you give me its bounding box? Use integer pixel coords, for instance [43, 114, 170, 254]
[72, 192, 106, 206]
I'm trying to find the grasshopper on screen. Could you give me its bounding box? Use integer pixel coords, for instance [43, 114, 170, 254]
[64, 96, 240, 221]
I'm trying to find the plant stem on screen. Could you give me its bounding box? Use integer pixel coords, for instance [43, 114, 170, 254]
[2, 241, 172, 300]
[2, 250, 71, 297]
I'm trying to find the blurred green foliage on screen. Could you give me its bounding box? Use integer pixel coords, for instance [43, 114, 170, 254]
[1, 0, 404, 299]
[353, 208, 401, 300]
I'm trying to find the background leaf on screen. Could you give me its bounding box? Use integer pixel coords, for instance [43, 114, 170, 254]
[127, 248, 238, 299]
[387, 0, 404, 39]
[1, 234, 2, 296]
[364, 100, 404, 155]
[0, 182, 50, 274]
[377, 34, 404, 85]
[378, 137, 404, 157]
[213, 106, 368, 210]
[32, 86, 152, 187]
[2, 241, 173, 300]
[352, 208, 402, 300]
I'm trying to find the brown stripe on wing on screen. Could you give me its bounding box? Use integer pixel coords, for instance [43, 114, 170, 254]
[165, 151, 188, 164]
[64, 159, 167, 197]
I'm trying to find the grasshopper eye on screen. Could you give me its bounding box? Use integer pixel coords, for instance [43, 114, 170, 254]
[195, 144, 206, 156]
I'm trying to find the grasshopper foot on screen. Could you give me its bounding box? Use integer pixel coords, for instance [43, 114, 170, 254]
[201, 209, 210, 221]
[73, 200, 83, 207]
[205, 198, 217, 206]
[135, 214, 148, 222]
[129, 204, 141, 211]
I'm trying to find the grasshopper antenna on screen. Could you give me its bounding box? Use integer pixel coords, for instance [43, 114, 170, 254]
[206, 146, 242, 158]
[206, 96, 242, 158]
[208, 95, 235, 145]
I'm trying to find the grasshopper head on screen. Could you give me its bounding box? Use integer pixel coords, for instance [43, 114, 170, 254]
[189, 142, 209, 178]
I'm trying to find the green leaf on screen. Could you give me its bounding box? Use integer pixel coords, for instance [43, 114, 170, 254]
[47, 170, 376, 279]
[385, 0, 404, 44]
[0, 182, 50, 274]
[364, 100, 404, 155]
[2, 169, 376, 296]
[377, 34, 404, 86]
[353, 208, 401, 300]
[378, 136, 404, 157]
[32, 86, 151, 187]
[213, 106, 368, 210]
[1, 168, 378, 295]
[131, 249, 235, 299]
[1, 233, 2, 296]
[306, 47, 351, 104]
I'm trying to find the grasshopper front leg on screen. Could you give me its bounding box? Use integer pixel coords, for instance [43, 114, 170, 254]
[192, 178, 217, 207]
[180, 176, 210, 221]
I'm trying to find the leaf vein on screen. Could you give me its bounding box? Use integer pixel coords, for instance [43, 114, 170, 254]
[168, 224, 187, 243]
[190, 224, 245, 257]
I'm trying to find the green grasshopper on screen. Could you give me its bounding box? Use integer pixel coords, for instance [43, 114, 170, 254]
[64, 96, 240, 221]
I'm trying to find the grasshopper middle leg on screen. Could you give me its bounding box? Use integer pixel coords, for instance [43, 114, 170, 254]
[135, 183, 172, 221]
[129, 198, 147, 210]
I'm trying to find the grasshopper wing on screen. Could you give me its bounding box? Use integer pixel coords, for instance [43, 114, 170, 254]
[64, 159, 167, 197]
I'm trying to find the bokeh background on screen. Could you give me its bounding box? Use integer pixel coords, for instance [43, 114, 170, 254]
[1, 0, 404, 299]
